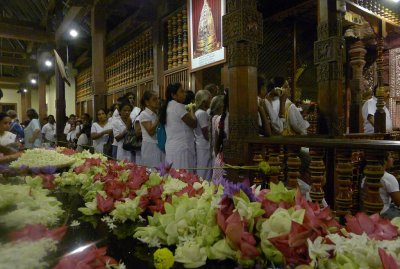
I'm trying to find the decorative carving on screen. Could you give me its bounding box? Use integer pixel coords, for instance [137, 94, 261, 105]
[227, 42, 259, 67]
[223, 9, 262, 46]
[363, 150, 384, 214]
[317, 62, 329, 82]
[335, 149, 353, 216]
[389, 48, 400, 128]
[314, 37, 343, 65]
[317, 22, 329, 40]
[317, 62, 343, 82]
[226, 0, 257, 13]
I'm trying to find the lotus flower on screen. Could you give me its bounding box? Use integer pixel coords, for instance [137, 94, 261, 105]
[8, 224, 67, 242]
[96, 193, 114, 213]
[345, 212, 399, 240]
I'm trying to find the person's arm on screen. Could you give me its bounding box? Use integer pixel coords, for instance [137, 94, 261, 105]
[288, 104, 309, 135]
[134, 121, 142, 138]
[114, 121, 128, 142]
[182, 107, 197, 129]
[0, 151, 22, 163]
[141, 119, 159, 137]
[390, 191, 400, 207]
[265, 100, 283, 134]
[258, 101, 272, 137]
[29, 121, 41, 143]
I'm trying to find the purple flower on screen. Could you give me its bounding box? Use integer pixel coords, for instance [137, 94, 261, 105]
[155, 162, 172, 176]
[213, 177, 256, 202]
[30, 167, 42, 174]
[41, 166, 57, 174]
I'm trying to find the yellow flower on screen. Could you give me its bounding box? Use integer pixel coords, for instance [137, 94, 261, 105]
[154, 248, 174, 269]
[258, 161, 270, 175]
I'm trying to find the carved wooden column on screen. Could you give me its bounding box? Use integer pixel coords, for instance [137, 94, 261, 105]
[362, 150, 384, 214]
[309, 148, 326, 205]
[222, 0, 262, 181]
[91, 3, 107, 116]
[351, 150, 362, 214]
[349, 41, 366, 133]
[314, 0, 345, 136]
[286, 145, 301, 189]
[335, 149, 353, 216]
[374, 37, 386, 133]
[266, 145, 284, 185]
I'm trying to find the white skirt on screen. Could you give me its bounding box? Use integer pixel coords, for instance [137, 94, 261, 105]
[140, 141, 165, 168]
[196, 147, 212, 181]
[166, 148, 195, 170]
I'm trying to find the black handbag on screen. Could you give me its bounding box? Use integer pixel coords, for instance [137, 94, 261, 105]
[103, 135, 113, 157]
[122, 126, 142, 151]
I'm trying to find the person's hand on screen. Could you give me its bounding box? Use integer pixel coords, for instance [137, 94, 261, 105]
[279, 89, 288, 102]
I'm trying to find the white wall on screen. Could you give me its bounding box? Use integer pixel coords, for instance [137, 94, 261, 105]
[1, 88, 22, 120]
[31, 89, 39, 114]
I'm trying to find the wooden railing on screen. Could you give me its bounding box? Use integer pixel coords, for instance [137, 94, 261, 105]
[244, 136, 400, 216]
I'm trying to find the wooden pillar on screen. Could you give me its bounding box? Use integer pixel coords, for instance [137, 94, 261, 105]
[152, 19, 164, 96]
[374, 35, 386, 133]
[314, 0, 345, 136]
[91, 4, 107, 116]
[55, 61, 66, 142]
[335, 149, 353, 216]
[222, 0, 263, 180]
[20, 91, 31, 122]
[38, 73, 47, 119]
[348, 41, 366, 133]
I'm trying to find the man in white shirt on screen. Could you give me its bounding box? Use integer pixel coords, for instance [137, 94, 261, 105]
[41, 115, 56, 145]
[378, 152, 400, 219]
[361, 85, 392, 133]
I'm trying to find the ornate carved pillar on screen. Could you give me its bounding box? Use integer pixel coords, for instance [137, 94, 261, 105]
[222, 0, 262, 180]
[309, 148, 326, 206]
[362, 150, 384, 214]
[374, 37, 386, 133]
[314, 0, 345, 136]
[348, 41, 366, 133]
[335, 149, 353, 216]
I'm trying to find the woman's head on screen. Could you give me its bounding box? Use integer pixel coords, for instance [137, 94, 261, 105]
[125, 92, 136, 106]
[26, 108, 39, 120]
[267, 77, 290, 96]
[184, 90, 195, 105]
[209, 95, 224, 116]
[141, 90, 159, 111]
[0, 112, 11, 133]
[7, 110, 17, 120]
[195, 90, 212, 110]
[48, 115, 55, 124]
[96, 108, 108, 122]
[165, 82, 185, 104]
[119, 102, 133, 120]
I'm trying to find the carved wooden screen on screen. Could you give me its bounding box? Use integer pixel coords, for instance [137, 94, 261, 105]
[389, 48, 400, 128]
[163, 68, 189, 100]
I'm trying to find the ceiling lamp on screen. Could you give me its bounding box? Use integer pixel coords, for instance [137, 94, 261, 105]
[69, 29, 78, 38]
[45, 60, 52, 67]
[30, 78, 37, 84]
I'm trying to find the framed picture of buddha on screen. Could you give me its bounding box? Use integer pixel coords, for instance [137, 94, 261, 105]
[189, 0, 225, 71]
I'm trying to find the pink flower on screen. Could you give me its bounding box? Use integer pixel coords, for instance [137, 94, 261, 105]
[379, 248, 400, 269]
[96, 193, 114, 213]
[9, 224, 67, 242]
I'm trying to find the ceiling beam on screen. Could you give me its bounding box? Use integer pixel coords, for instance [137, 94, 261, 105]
[0, 21, 54, 43]
[74, 50, 90, 68]
[0, 83, 19, 90]
[0, 48, 27, 56]
[0, 56, 36, 68]
[265, 0, 316, 22]
[55, 6, 85, 42]
[0, 76, 24, 85]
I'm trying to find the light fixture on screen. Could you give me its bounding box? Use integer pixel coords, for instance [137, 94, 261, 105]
[69, 29, 78, 38]
[23, 88, 28, 93]
[392, 0, 399, 3]
[30, 78, 37, 84]
[45, 60, 52, 67]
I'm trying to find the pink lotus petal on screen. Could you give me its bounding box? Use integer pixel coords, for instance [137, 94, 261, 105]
[379, 248, 399, 269]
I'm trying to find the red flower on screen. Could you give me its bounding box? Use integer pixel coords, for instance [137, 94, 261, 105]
[269, 221, 312, 266]
[345, 212, 399, 240]
[104, 180, 125, 200]
[96, 193, 114, 213]
[379, 248, 400, 269]
[53, 245, 117, 269]
[216, 198, 235, 232]
[9, 224, 67, 242]
[39, 174, 56, 190]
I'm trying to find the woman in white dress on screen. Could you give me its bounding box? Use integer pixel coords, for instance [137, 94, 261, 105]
[159, 82, 197, 170]
[24, 108, 42, 149]
[137, 90, 164, 168]
[113, 102, 133, 161]
[194, 89, 212, 180]
[91, 108, 113, 154]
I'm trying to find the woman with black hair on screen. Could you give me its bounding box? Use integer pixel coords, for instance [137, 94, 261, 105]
[113, 102, 133, 161]
[24, 108, 42, 149]
[137, 90, 164, 167]
[91, 108, 113, 153]
[159, 82, 197, 169]
[212, 89, 229, 181]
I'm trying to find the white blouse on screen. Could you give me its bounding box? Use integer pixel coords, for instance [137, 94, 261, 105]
[91, 122, 112, 153]
[137, 108, 158, 144]
[0, 131, 16, 146]
[194, 109, 210, 150]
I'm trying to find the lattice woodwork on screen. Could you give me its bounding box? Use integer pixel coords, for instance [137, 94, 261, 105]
[349, 0, 400, 25]
[76, 67, 92, 100]
[163, 68, 189, 99]
[389, 48, 400, 129]
[106, 30, 153, 93]
[166, 7, 188, 70]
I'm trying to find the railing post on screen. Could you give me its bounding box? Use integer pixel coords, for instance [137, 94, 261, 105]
[335, 149, 353, 216]
[286, 145, 301, 189]
[309, 148, 326, 206]
[362, 150, 384, 214]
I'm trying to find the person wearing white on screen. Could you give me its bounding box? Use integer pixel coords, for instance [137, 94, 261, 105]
[110, 108, 120, 158]
[378, 152, 400, 219]
[24, 109, 42, 149]
[91, 109, 113, 153]
[66, 123, 79, 143]
[161, 82, 197, 170]
[137, 91, 164, 168]
[0, 112, 21, 162]
[361, 85, 392, 133]
[63, 114, 76, 135]
[194, 90, 212, 180]
[41, 115, 56, 143]
[113, 103, 133, 161]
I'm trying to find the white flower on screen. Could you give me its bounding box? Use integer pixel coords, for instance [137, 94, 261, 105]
[70, 220, 80, 227]
[307, 237, 335, 267]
